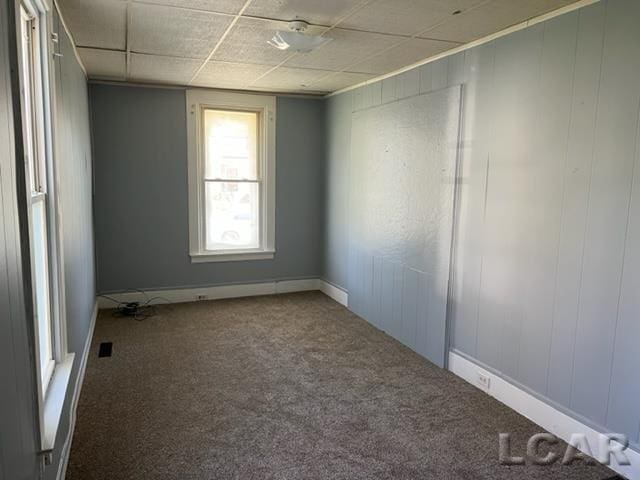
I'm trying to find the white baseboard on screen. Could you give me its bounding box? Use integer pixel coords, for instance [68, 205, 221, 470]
[57, 301, 98, 480]
[318, 280, 348, 306]
[275, 278, 319, 294]
[448, 350, 639, 480]
[97, 278, 340, 309]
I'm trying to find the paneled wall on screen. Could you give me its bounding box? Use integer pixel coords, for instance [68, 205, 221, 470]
[46, 10, 97, 480]
[0, 0, 40, 478]
[0, 3, 96, 479]
[91, 85, 325, 293]
[323, 0, 640, 448]
[347, 87, 462, 367]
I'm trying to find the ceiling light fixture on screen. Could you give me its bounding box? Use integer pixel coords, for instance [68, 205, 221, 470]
[267, 20, 332, 53]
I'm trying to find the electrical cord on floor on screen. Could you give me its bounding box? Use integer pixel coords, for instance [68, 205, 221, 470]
[97, 290, 172, 321]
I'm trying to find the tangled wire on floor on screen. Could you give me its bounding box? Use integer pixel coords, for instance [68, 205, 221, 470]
[98, 289, 172, 321]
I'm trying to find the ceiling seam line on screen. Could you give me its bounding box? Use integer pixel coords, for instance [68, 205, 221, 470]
[129, 0, 237, 16]
[187, 0, 255, 85]
[326, 0, 601, 97]
[307, 2, 496, 89]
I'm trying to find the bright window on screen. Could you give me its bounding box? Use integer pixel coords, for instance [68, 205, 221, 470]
[18, 0, 75, 454]
[19, 2, 56, 395]
[186, 91, 276, 262]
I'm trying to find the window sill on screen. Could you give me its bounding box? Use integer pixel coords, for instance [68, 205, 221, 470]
[40, 353, 75, 452]
[190, 250, 275, 263]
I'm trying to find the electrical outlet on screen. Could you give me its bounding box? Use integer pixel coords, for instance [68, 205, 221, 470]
[196, 295, 208, 301]
[476, 371, 491, 391]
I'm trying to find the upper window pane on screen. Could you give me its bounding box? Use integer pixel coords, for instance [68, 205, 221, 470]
[204, 109, 258, 180]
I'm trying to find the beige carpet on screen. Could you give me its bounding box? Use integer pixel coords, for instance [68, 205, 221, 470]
[67, 291, 615, 479]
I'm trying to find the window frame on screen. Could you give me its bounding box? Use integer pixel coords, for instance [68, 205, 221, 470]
[186, 90, 276, 263]
[16, 0, 73, 454]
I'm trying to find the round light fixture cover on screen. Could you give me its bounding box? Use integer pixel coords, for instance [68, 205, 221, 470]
[267, 20, 332, 53]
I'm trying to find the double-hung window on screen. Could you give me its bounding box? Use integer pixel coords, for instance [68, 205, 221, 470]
[19, 0, 55, 395]
[18, 0, 73, 453]
[186, 91, 276, 262]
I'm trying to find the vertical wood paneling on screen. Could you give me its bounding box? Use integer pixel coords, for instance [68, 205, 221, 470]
[371, 255, 383, 329]
[353, 86, 365, 111]
[499, 25, 545, 382]
[380, 259, 395, 334]
[431, 58, 448, 90]
[447, 52, 466, 85]
[606, 106, 640, 441]
[381, 76, 396, 104]
[426, 272, 447, 365]
[476, 26, 543, 371]
[518, 13, 578, 395]
[396, 69, 419, 100]
[449, 42, 495, 357]
[400, 267, 418, 349]
[0, 0, 40, 477]
[571, 0, 640, 425]
[369, 81, 382, 107]
[547, 1, 606, 408]
[347, 239, 358, 312]
[418, 62, 432, 94]
[415, 271, 429, 358]
[362, 252, 374, 323]
[390, 262, 404, 341]
[326, 0, 640, 445]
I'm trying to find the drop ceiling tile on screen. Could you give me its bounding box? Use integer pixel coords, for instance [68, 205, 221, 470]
[244, 0, 364, 27]
[191, 61, 273, 89]
[284, 28, 403, 72]
[338, 0, 486, 36]
[133, 0, 247, 14]
[250, 66, 331, 91]
[304, 71, 374, 92]
[421, 0, 577, 43]
[57, 0, 127, 50]
[130, 3, 234, 59]
[77, 47, 126, 80]
[129, 54, 202, 84]
[212, 17, 294, 66]
[350, 37, 459, 74]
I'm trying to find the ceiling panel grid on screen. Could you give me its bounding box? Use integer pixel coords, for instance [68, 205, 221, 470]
[57, 0, 585, 94]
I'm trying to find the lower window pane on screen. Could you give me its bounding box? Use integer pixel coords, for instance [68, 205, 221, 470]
[205, 182, 259, 251]
[32, 199, 53, 384]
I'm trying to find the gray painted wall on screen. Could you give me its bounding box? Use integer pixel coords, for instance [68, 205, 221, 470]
[347, 86, 462, 367]
[91, 84, 325, 293]
[45, 10, 96, 480]
[0, 0, 40, 478]
[0, 3, 96, 479]
[323, 0, 640, 449]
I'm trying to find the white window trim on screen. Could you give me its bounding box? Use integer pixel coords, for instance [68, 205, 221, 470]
[17, 0, 73, 454]
[186, 90, 276, 263]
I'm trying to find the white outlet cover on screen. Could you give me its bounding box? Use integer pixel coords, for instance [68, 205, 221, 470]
[476, 372, 491, 390]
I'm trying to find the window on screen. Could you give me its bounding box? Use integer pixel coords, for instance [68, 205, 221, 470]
[186, 91, 276, 262]
[19, 1, 56, 395]
[18, 0, 74, 453]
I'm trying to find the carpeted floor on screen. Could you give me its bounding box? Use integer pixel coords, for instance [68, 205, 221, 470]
[67, 291, 615, 480]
